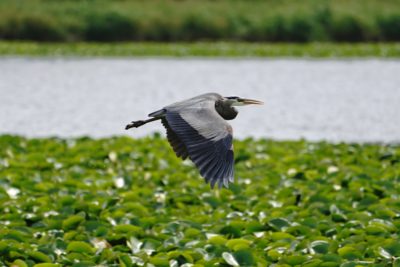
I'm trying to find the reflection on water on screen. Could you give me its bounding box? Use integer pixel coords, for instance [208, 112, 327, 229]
[0, 58, 399, 142]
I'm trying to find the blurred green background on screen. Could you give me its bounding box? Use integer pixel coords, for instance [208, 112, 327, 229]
[1, 0, 400, 43]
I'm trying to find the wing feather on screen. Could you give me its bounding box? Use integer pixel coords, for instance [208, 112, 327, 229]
[162, 118, 188, 160]
[163, 99, 234, 188]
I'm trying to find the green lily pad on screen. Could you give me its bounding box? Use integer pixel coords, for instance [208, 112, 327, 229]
[233, 249, 255, 266]
[184, 228, 202, 238]
[337, 245, 362, 260]
[226, 239, 251, 250]
[310, 240, 329, 254]
[11, 259, 28, 267]
[382, 240, 400, 257]
[33, 264, 60, 267]
[114, 224, 142, 235]
[66, 241, 94, 254]
[1, 136, 399, 266]
[62, 215, 85, 231]
[283, 255, 308, 265]
[219, 225, 241, 238]
[208, 236, 227, 246]
[267, 249, 282, 262]
[320, 254, 341, 262]
[268, 218, 291, 230]
[270, 232, 295, 241]
[222, 252, 239, 266]
[167, 251, 194, 264]
[149, 255, 169, 267]
[28, 251, 52, 263]
[365, 225, 388, 236]
[118, 254, 133, 267]
[302, 259, 323, 267]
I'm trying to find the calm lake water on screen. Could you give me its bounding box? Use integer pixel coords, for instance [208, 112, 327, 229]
[0, 58, 399, 143]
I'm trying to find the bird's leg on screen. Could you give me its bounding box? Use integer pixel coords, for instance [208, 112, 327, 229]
[125, 117, 160, 130]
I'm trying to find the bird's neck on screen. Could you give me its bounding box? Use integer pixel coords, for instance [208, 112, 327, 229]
[215, 100, 238, 120]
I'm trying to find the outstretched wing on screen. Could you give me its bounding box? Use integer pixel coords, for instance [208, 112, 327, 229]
[162, 118, 189, 160]
[163, 100, 234, 188]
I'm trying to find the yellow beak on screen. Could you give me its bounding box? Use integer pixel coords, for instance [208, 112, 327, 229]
[241, 98, 264, 105]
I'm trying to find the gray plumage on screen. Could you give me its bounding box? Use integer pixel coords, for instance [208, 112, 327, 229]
[125, 93, 263, 189]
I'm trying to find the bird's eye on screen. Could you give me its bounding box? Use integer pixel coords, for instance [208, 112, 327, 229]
[226, 96, 239, 100]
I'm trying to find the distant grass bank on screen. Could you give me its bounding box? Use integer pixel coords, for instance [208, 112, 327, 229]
[1, 42, 400, 57]
[1, 0, 400, 43]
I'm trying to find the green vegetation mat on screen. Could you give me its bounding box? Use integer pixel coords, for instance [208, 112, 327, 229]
[0, 135, 400, 266]
[1, 0, 400, 42]
[1, 42, 400, 57]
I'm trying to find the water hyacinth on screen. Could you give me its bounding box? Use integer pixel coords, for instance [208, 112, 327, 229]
[0, 135, 399, 266]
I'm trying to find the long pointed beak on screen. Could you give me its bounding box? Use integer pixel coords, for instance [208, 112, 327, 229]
[240, 98, 264, 105]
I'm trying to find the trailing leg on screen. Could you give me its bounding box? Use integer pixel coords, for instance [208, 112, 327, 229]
[125, 117, 160, 130]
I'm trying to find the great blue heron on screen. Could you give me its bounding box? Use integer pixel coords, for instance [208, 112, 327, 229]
[125, 93, 263, 188]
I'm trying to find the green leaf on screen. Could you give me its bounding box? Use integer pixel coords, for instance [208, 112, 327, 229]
[11, 260, 28, 267]
[114, 224, 142, 235]
[184, 228, 202, 238]
[62, 215, 85, 231]
[33, 264, 60, 267]
[302, 259, 323, 267]
[268, 218, 291, 230]
[365, 225, 388, 236]
[28, 251, 52, 263]
[270, 232, 295, 241]
[233, 249, 255, 266]
[382, 240, 400, 257]
[226, 239, 251, 251]
[310, 240, 329, 254]
[283, 255, 308, 266]
[208, 236, 228, 246]
[337, 245, 362, 260]
[119, 255, 133, 267]
[149, 255, 169, 267]
[222, 252, 239, 266]
[267, 249, 282, 261]
[66, 241, 94, 254]
[220, 225, 241, 238]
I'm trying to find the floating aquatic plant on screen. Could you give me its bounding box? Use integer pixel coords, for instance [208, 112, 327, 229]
[0, 135, 399, 266]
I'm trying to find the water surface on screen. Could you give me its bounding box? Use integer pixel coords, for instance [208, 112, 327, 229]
[0, 58, 399, 142]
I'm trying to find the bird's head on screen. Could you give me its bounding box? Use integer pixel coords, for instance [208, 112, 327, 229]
[224, 96, 264, 106]
[215, 95, 263, 120]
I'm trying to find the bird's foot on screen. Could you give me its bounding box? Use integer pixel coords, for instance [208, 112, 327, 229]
[125, 120, 146, 130]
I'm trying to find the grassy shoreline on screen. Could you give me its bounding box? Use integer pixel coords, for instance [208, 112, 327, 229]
[1, 0, 400, 43]
[1, 42, 400, 58]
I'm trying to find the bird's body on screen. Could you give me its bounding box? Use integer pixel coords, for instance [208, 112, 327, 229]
[126, 93, 263, 188]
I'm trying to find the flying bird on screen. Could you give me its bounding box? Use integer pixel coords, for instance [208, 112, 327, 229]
[125, 93, 263, 188]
